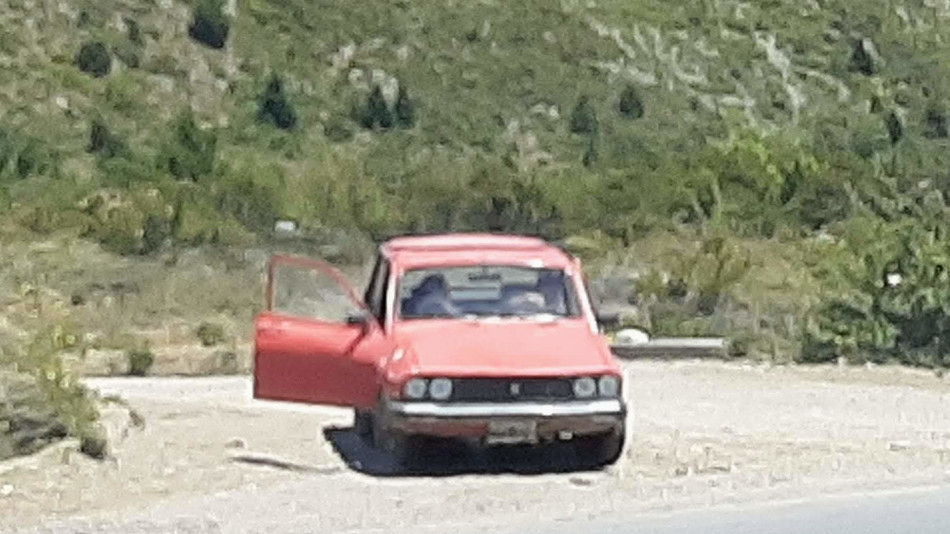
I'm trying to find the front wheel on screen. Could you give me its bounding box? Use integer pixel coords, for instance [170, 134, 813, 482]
[370, 405, 421, 470]
[354, 409, 374, 440]
[574, 425, 625, 468]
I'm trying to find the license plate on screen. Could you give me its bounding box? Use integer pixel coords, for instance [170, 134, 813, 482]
[486, 420, 538, 445]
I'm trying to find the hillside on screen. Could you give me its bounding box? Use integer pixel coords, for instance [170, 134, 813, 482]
[2, 0, 950, 366]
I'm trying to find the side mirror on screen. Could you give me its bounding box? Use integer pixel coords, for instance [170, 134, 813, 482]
[345, 310, 373, 327]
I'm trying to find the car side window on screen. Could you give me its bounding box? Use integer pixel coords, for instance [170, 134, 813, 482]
[363, 255, 382, 305]
[365, 256, 390, 322]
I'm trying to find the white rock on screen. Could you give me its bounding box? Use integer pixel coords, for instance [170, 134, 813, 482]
[274, 220, 298, 235]
[614, 328, 650, 347]
[0, 484, 12, 497]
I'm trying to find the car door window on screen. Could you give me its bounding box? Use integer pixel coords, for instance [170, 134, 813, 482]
[271, 259, 361, 323]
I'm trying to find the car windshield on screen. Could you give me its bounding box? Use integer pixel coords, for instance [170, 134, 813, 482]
[398, 265, 580, 319]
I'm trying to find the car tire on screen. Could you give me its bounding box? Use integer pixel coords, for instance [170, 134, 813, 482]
[354, 409, 374, 441]
[370, 402, 420, 470]
[574, 425, 625, 468]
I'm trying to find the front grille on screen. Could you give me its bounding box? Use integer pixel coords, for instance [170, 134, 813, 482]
[451, 378, 574, 402]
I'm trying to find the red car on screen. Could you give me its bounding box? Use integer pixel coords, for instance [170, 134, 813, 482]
[253, 234, 627, 467]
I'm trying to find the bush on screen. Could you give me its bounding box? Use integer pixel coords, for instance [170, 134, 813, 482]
[618, 84, 645, 119]
[569, 95, 598, 135]
[164, 111, 217, 181]
[258, 75, 297, 130]
[395, 85, 416, 129]
[1, 328, 104, 461]
[189, 0, 230, 49]
[365, 85, 393, 130]
[95, 204, 144, 255]
[87, 119, 126, 158]
[803, 213, 950, 368]
[196, 321, 226, 347]
[75, 41, 111, 77]
[141, 214, 168, 255]
[13, 139, 58, 180]
[125, 17, 143, 46]
[126, 349, 154, 376]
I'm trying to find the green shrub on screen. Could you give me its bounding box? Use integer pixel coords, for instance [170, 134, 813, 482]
[164, 111, 217, 181]
[196, 321, 226, 347]
[569, 95, 598, 135]
[257, 75, 297, 130]
[189, 0, 230, 49]
[125, 17, 143, 46]
[75, 41, 111, 77]
[1, 327, 104, 461]
[141, 214, 168, 255]
[618, 84, 645, 119]
[12, 138, 57, 180]
[126, 349, 154, 376]
[87, 119, 126, 158]
[395, 85, 416, 129]
[365, 85, 393, 130]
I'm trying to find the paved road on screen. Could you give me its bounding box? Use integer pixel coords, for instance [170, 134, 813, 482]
[473, 485, 950, 534]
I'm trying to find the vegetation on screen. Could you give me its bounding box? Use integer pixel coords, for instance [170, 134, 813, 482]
[196, 321, 226, 347]
[189, 0, 230, 50]
[75, 42, 111, 78]
[3, 0, 950, 368]
[0, 328, 106, 461]
[126, 348, 154, 376]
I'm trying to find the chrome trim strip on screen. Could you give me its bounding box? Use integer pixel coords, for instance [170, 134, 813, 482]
[386, 399, 625, 418]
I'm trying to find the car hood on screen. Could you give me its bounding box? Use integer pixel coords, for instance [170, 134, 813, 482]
[391, 319, 617, 377]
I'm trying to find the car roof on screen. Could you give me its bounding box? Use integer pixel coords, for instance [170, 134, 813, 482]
[380, 233, 576, 269]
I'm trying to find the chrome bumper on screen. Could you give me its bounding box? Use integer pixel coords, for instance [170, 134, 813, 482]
[385, 398, 625, 419]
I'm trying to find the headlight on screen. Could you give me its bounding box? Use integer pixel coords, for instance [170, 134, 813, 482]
[403, 378, 428, 399]
[573, 377, 597, 398]
[429, 378, 453, 400]
[598, 375, 620, 397]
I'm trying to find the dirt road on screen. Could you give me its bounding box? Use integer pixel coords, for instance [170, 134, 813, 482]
[2, 361, 950, 533]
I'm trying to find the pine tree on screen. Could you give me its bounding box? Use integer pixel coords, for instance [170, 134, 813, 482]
[189, 0, 230, 50]
[258, 75, 297, 130]
[582, 136, 598, 167]
[75, 42, 111, 78]
[367, 86, 393, 130]
[618, 84, 645, 119]
[569, 95, 598, 135]
[395, 85, 416, 129]
[885, 111, 903, 145]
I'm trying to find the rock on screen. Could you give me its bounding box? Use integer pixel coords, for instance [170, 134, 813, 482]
[0, 484, 12, 497]
[225, 438, 246, 449]
[614, 328, 650, 347]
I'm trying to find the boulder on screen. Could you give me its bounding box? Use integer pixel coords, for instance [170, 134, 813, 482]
[614, 328, 651, 347]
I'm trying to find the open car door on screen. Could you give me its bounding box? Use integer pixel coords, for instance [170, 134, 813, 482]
[254, 255, 377, 408]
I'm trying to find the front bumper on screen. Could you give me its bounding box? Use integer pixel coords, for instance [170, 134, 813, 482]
[383, 398, 626, 441]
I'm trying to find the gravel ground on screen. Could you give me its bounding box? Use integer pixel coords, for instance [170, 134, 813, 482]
[2, 360, 950, 533]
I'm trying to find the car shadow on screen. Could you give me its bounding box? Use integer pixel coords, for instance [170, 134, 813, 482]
[323, 426, 603, 477]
